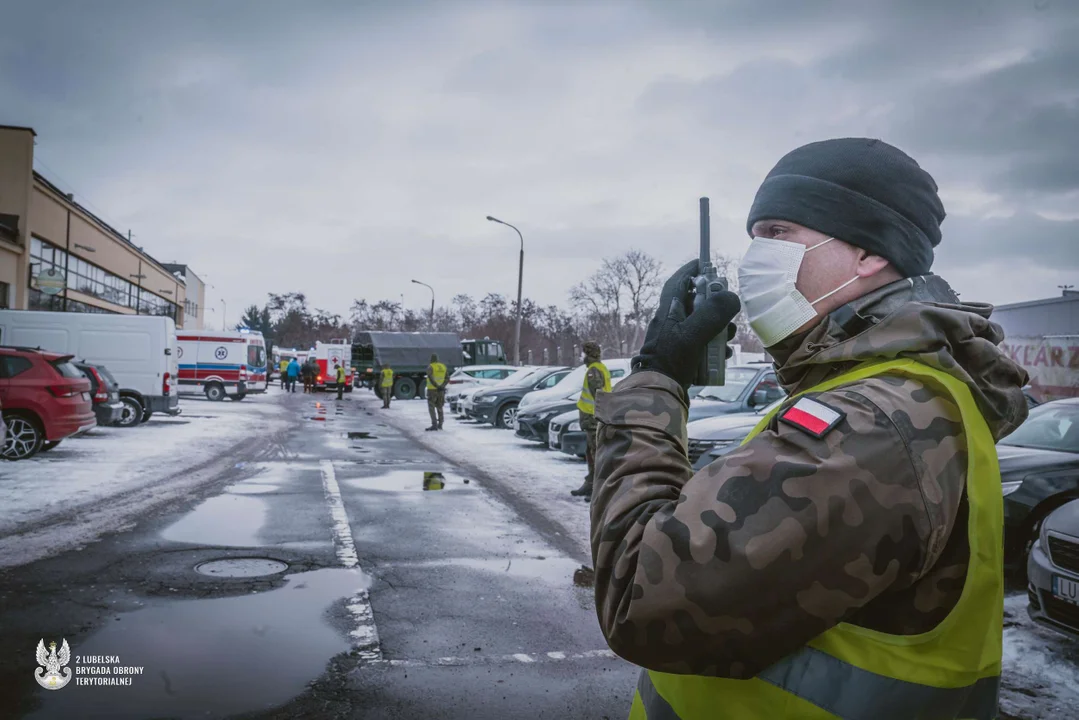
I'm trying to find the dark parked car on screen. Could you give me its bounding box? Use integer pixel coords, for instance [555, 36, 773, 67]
[1000, 398, 1079, 577]
[515, 393, 581, 445]
[548, 409, 579, 452]
[1027, 498, 1079, 638]
[688, 364, 785, 422]
[472, 366, 571, 428]
[687, 398, 788, 469]
[75, 361, 125, 427]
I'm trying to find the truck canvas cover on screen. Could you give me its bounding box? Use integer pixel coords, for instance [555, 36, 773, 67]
[353, 331, 464, 369]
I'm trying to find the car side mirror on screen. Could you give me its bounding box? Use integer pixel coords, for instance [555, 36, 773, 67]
[750, 389, 769, 407]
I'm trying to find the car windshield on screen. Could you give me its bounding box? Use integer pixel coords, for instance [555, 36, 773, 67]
[492, 367, 540, 387]
[95, 366, 119, 387]
[51, 359, 85, 379]
[999, 402, 1079, 453]
[695, 368, 758, 403]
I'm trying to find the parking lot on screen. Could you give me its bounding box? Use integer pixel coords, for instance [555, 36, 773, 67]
[2, 381, 1079, 718]
[379, 391, 1079, 720]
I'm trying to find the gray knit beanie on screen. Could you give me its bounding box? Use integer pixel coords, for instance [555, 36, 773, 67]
[746, 138, 946, 277]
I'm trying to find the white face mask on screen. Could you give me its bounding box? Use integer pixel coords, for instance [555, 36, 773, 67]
[736, 236, 860, 347]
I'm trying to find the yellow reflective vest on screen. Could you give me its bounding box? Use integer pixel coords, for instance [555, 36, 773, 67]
[427, 362, 447, 390]
[577, 361, 612, 414]
[630, 358, 1003, 720]
[335, 366, 346, 383]
[380, 367, 395, 388]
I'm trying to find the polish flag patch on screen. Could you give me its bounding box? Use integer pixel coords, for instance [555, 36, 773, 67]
[779, 397, 845, 438]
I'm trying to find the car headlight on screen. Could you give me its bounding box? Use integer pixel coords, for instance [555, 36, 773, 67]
[1001, 480, 1023, 496]
[707, 440, 737, 458]
[568, 421, 581, 432]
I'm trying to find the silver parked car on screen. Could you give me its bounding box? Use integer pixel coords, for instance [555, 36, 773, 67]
[1028, 498, 1079, 638]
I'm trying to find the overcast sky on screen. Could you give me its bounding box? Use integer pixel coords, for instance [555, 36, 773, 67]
[2, 0, 1076, 326]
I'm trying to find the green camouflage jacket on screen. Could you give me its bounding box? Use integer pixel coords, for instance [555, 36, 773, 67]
[591, 274, 1029, 678]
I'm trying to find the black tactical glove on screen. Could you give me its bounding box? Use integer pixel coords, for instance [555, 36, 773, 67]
[633, 259, 741, 389]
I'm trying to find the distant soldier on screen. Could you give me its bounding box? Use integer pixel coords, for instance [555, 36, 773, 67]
[301, 358, 316, 393]
[334, 361, 346, 400]
[425, 353, 448, 431]
[570, 341, 610, 499]
[380, 366, 395, 409]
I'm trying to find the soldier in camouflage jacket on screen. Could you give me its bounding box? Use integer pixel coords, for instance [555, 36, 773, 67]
[590, 138, 1030, 683]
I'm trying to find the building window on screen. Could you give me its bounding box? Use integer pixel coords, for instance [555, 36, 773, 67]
[29, 235, 179, 319]
[28, 289, 117, 314]
[0, 281, 10, 308]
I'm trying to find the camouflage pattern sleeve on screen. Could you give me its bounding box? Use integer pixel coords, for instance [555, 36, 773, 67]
[586, 366, 605, 396]
[591, 370, 966, 678]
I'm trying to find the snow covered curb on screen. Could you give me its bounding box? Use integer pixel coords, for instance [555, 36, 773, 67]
[374, 394, 594, 559]
[0, 395, 289, 569]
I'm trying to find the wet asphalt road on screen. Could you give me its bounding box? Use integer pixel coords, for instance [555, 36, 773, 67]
[0, 389, 637, 719]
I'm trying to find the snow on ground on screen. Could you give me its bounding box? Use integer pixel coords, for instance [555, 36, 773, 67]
[381, 396, 593, 557]
[379, 393, 1079, 718]
[0, 390, 288, 568]
[1000, 593, 1079, 719]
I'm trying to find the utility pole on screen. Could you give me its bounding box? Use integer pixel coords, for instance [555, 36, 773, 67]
[486, 215, 524, 365]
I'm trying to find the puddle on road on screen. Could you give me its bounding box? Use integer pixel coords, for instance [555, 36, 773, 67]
[346, 431, 376, 440]
[223, 482, 280, 495]
[392, 556, 583, 584]
[161, 494, 267, 547]
[343, 470, 471, 493]
[28, 568, 368, 720]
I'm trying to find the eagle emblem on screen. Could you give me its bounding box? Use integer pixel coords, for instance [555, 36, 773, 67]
[35, 639, 72, 690]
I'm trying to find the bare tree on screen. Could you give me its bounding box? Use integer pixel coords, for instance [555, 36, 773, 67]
[617, 249, 663, 353]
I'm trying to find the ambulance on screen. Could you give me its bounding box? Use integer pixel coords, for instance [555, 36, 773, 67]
[312, 339, 353, 393]
[177, 329, 268, 401]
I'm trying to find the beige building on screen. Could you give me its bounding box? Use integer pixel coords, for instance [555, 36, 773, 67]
[0, 124, 187, 324]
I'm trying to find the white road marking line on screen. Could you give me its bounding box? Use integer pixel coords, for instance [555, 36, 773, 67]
[378, 649, 617, 668]
[320, 459, 382, 662]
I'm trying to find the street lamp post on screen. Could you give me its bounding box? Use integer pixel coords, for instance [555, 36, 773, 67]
[486, 215, 524, 366]
[221, 299, 227, 331]
[411, 279, 435, 330]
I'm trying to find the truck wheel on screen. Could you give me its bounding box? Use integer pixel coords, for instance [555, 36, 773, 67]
[394, 377, 417, 400]
[1, 414, 44, 460]
[344, 384, 353, 394]
[495, 402, 519, 429]
[205, 383, 226, 402]
[117, 396, 145, 427]
[141, 408, 154, 423]
[233, 394, 246, 401]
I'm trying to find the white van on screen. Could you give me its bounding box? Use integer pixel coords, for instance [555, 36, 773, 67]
[0, 310, 180, 426]
[177, 329, 268, 401]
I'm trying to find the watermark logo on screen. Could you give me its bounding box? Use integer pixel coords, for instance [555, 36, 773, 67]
[35, 639, 72, 690]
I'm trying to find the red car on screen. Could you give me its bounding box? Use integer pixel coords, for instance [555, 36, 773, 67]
[0, 345, 97, 460]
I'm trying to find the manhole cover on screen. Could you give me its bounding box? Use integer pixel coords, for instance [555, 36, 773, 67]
[195, 558, 288, 577]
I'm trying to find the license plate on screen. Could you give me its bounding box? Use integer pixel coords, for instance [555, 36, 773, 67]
[1052, 575, 1079, 605]
[82, 392, 91, 401]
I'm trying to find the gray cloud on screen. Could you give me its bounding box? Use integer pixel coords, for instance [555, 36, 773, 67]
[1, 0, 1076, 321]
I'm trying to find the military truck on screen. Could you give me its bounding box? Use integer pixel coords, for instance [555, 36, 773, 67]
[352, 332, 507, 399]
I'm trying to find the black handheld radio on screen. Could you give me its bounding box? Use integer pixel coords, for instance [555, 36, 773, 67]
[692, 197, 727, 386]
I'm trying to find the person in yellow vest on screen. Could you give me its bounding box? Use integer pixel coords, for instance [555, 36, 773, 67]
[334, 361, 346, 400]
[279, 359, 289, 389]
[591, 138, 1030, 719]
[570, 341, 610, 500]
[379, 366, 395, 409]
[425, 353, 448, 431]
